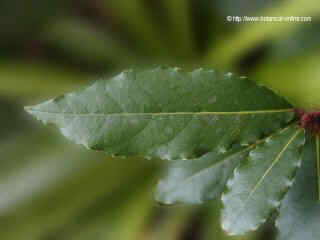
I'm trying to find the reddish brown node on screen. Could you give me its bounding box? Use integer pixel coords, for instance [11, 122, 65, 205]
[295, 109, 320, 135]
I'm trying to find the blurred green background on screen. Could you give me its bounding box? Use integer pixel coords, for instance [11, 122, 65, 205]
[1, 0, 320, 239]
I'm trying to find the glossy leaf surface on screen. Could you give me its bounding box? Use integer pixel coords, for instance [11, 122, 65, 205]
[26, 68, 294, 160]
[276, 135, 320, 240]
[222, 125, 305, 235]
[156, 145, 249, 204]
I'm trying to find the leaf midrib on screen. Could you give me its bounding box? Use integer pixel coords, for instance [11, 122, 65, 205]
[247, 128, 303, 199]
[226, 126, 303, 227]
[158, 126, 294, 198]
[25, 108, 293, 117]
[159, 148, 249, 197]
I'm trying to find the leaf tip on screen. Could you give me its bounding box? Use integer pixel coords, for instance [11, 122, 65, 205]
[24, 105, 35, 115]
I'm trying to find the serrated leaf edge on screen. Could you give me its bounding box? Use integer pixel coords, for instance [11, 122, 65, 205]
[221, 124, 305, 235]
[155, 130, 285, 205]
[24, 67, 295, 161]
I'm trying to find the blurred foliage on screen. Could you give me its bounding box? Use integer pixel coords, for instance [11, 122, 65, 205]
[0, 0, 319, 239]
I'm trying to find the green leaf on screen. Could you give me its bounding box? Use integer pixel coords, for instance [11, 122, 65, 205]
[276, 135, 320, 240]
[221, 125, 305, 235]
[156, 145, 250, 204]
[25, 68, 294, 160]
[202, 201, 258, 240]
[156, 133, 284, 205]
